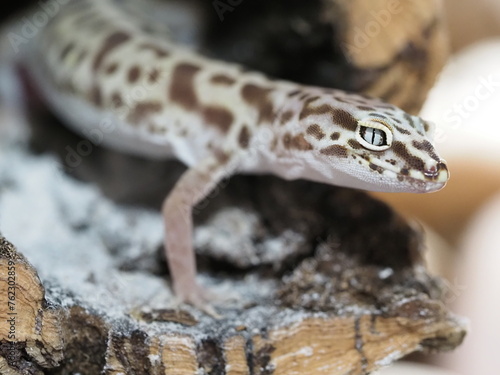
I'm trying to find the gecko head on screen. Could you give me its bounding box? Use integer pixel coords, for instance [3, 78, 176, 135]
[289, 93, 449, 193]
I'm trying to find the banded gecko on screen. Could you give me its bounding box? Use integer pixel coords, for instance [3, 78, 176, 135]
[2, 0, 448, 309]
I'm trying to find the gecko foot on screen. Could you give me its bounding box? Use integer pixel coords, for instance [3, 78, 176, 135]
[174, 282, 223, 319]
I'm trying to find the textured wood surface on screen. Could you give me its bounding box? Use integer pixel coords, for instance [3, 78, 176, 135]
[200, 0, 448, 115]
[0, 196, 466, 374]
[335, 0, 449, 113]
[0, 0, 460, 374]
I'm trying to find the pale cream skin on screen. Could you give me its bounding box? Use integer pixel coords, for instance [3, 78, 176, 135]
[3, 0, 449, 310]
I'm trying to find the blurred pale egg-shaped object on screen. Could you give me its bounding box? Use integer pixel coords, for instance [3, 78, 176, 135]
[437, 191, 500, 375]
[421, 38, 500, 162]
[444, 0, 500, 51]
[374, 39, 500, 244]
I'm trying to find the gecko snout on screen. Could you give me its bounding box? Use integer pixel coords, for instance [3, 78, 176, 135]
[424, 160, 449, 182]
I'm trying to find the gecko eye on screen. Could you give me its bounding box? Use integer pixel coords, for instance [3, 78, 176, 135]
[355, 119, 393, 151]
[361, 127, 386, 146]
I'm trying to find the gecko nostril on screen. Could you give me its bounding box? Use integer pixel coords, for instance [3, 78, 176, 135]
[424, 161, 448, 179]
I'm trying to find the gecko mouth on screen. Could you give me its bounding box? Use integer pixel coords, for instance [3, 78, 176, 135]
[368, 159, 449, 192]
[398, 173, 447, 192]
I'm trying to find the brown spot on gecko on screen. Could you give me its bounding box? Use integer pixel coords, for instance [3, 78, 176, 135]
[60, 42, 75, 61]
[283, 133, 313, 151]
[404, 113, 422, 134]
[357, 106, 376, 111]
[210, 74, 236, 86]
[280, 110, 294, 125]
[282, 133, 292, 149]
[386, 159, 397, 166]
[169, 62, 201, 110]
[128, 65, 141, 84]
[306, 96, 320, 104]
[105, 63, 118, 75]
[147, 122, 158, 134]
[423, 121, 431, 132]
[335, 97, 349, 104]
[393, 118, 402, 124]
[330, 132, 340, 141]
[241, 83, 275, 124]
[306, 124, 325, 140]
[148, 68, 160, 84]
[368, 113, 387, 119]
[320, 145, 349, 158]
[138, 43, 170, 58]
[238, 126, 250, 148]
[400, 168, 410, 175]
[299, 103, 334, 120]
[202, 106, 234, 133]
[298, 92, 310, 101]
[214, 150, 231, 165]
[77, 49, 88, 65]
[270, 137, 278, 151]
[90, 84, 102, 107]
[287, 89, 301, 97]
[93, 31, 131, 72]
[412, 140, 440, 162]
[291, 134, 313, 150]
[394, 125, 411, 135]
[332, 109, 358, 131]
[392, 141, 425, 170]
[111, 92, 124, 108]
[353, 101, 367, 108]
[369, 163, 384, 174]
[127, 101, 162, 124]
[241, 84, 269, 104]
[347, 139, 362, 149]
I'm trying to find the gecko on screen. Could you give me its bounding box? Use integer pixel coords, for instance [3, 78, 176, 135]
[1, 0, 449, 310]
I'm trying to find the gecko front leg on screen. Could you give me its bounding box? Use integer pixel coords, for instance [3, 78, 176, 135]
[162, 153, 235, 310]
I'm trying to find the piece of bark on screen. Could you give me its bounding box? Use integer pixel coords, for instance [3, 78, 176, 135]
[0, 238, 64, 375]
[0, 162, 466, 375]
[331, 0, 449, 114]
[200, 0, 448, 114]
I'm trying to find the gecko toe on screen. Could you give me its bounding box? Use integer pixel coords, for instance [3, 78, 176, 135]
[175, 283, 223, 319]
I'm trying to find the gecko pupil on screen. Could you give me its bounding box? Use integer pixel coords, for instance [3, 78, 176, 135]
[361, 127, 387, 146]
